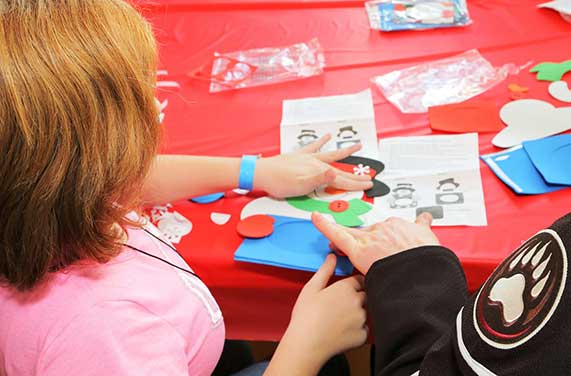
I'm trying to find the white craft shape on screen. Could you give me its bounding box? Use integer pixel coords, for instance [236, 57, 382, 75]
[211, 212, 231, 225]
[538, 0, 571, 15]
[157, 211, 192, 244]
[549, 81, 571, 103]
[492, 99, 571, 148]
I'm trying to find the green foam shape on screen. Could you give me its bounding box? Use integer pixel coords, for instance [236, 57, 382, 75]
[530, 60, 571, 82]
[286, 196, 372, 227]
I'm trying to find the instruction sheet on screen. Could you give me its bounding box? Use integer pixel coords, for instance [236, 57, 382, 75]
[280, 89, 379, 159]
[375, 133, 487, 226]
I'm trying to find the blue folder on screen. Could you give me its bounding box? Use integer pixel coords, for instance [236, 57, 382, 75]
[523, 135, 571, 186]
[481, 146, 566, 195]
[234, 215, 354, 276]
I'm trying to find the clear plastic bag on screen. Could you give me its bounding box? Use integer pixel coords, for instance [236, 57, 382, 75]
[365, 0, 472, 31]
[204, 38, 325, 93]
[372, 49, 524, 113]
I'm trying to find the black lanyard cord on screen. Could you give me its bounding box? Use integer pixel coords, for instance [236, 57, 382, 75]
[121, 228, 201, 280]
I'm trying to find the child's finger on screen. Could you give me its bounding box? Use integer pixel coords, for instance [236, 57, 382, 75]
[305, 168, 336, 189]
[333, 168, 372, 182]
[314, 143, 362, 163]
[304, 253, 337, 292]
[331, 175, 374, 192]
[298, 134, 331, 154]
[335, 275, 365, 292]
[415, 212, 433, 227]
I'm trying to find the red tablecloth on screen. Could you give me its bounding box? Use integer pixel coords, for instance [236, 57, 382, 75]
[137, 0, 571, 341]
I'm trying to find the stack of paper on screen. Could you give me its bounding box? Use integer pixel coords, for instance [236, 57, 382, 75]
[375, 133, 488, 226]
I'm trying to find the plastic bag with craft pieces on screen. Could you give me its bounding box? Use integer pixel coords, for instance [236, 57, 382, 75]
[205, 38, 325, 93]
[365, 0, 472, 32]
[372, 49, 524, 113]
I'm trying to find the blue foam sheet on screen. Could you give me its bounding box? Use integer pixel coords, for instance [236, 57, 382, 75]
[481, 146, 567, 195]
[234, 215, 354, 276]
[190, 192, 224, 204]
[523, 135, 571, 186]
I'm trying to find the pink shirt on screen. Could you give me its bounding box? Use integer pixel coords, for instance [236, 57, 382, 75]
[0, 223, 225, 376]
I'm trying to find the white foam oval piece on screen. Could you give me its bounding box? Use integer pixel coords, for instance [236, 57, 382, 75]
[232, 189, 250, 195]
[549, 81, 571, 103]
[492, 99, 571, 148]
[210, 212, 231, 225]
[240, 197, 312, 220]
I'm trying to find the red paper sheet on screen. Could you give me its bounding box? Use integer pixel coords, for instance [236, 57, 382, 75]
[428, 101, 504, 133]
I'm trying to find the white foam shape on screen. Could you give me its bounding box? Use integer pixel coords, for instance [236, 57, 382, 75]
[240, 196, 312, 220]
[310, 187, 363, 202]
[150, 204, 172, 223]
[522, 242, 541, 265]
[533, 253, 552, 280]
[211, 212, 231, 225]
[321, 213, 336, 223]
[157, 81, 181, 89]
[495, 155, 510, 162]
[233, 189, 250, 195]
[157, 211, 192, 244]
[492, 99, 571, 148]
[489, 273, 526, 325]
[360, 204, 387, 226]
[549, 81, 571, 103]
[538, 0, 571, 14]
[531, 271, 551, 298]
[531, 241, 551, 267]
[353, 164, 371, 176]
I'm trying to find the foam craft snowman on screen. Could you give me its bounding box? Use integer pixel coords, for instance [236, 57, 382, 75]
[240, 156, 390, 228]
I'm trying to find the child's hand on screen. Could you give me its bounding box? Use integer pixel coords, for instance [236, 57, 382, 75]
[281, 255, 368, 367]
[313, 212, 440, 275]
[254, 135, 373, 198]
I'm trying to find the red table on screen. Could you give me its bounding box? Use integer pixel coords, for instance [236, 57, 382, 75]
[136, 0, 571, 341]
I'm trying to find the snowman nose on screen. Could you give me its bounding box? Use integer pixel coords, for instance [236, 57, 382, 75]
[324, 186, 346, 195]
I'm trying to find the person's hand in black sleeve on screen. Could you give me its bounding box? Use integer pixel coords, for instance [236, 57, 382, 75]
[312, 212, 469, 376]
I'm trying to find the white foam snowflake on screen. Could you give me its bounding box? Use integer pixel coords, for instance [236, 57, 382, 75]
[353, 164, 371, 176]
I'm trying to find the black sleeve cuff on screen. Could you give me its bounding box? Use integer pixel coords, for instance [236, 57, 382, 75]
[365, 245, 465, 293]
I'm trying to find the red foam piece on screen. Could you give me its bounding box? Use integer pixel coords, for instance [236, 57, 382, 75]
[428, 101, 504, 133]
[237, 214, 275, 239]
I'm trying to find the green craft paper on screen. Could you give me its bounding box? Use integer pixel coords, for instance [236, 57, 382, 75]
[530, 61, 571, 82]
[286, 196, 372, 227]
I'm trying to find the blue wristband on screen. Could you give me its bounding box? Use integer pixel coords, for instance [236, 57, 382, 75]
[239, 155, 258, 191]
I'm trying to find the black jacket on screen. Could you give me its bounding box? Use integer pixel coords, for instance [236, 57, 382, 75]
[366, 214, 571, 375]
